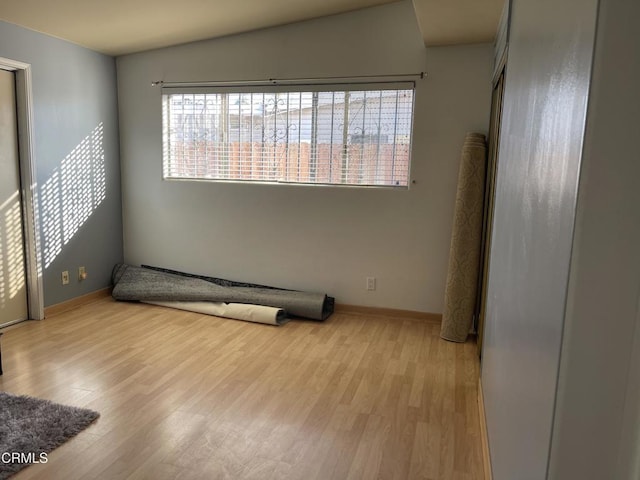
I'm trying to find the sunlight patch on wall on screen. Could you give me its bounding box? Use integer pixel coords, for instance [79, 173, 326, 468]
[0, 191, 26, 308]
[42, 123, 106, 268]
[41, 171, 62, 268]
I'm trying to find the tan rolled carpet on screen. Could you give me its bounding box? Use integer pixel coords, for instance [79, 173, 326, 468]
[440, 133, 488, 343]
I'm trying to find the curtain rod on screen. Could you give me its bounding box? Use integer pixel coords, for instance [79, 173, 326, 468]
[151, 72, 426, 87]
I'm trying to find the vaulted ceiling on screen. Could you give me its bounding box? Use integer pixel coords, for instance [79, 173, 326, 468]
[0, 0, 504, 56]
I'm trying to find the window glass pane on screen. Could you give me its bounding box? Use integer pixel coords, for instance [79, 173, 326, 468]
[162, 85, 414, 187]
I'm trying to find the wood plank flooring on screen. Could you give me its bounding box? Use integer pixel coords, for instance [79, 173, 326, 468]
[0, 299, 483, 479]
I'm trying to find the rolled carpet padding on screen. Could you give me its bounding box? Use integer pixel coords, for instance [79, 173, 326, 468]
[111, 264, 334, 321]
[143, 301, 288, 326]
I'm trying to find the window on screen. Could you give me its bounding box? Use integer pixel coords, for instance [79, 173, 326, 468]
[162, 83, 415, 187]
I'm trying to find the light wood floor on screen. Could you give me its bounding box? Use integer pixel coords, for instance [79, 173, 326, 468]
[1, 299, 483, 479]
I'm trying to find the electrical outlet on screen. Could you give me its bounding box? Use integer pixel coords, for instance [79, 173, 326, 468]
[61, 271, 69, 285]
[366, 277, 376, 291]
[78, 266, 86, 281]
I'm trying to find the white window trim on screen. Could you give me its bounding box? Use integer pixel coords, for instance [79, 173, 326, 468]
[161, 81, 416, 189]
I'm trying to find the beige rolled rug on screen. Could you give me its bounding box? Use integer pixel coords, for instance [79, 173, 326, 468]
[144, 301, 288, 325]
[440, 133, 488, 342]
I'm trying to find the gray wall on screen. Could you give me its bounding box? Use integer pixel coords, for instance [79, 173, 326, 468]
[548, 0, 640, 477]
[617, 304, 640, 479]
[480, 0, 598, 477]
[0, 20, 123, 307]
[116, 0, 492, 312]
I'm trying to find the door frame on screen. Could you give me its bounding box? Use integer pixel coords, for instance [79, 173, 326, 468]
[0, 56, 44, 321]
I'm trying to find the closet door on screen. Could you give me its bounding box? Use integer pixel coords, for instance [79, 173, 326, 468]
[476, 65, 505, 355]
[0, 69, 28, 327]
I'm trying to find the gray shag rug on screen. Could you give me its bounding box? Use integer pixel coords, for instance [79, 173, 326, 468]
[0, 392, 99, 479]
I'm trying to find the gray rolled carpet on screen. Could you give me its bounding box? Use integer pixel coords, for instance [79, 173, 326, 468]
[0, 392, 99, 479]
[112, 264, 335, 321]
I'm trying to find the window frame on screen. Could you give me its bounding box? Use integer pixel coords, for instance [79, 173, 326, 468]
[161, 81, 416, 189]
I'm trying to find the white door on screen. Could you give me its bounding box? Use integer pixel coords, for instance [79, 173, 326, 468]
[0, 68, 28, 327]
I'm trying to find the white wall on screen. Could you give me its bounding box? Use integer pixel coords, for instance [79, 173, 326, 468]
[116, 0, 492, 312]
[548, 0, 640, 477]
[480, 0, 598, 477]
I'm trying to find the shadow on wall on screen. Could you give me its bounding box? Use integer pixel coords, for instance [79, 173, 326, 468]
[40, 122, 107, 269]
[0, 190, 26, 309]
[0, 122, 107, 310]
